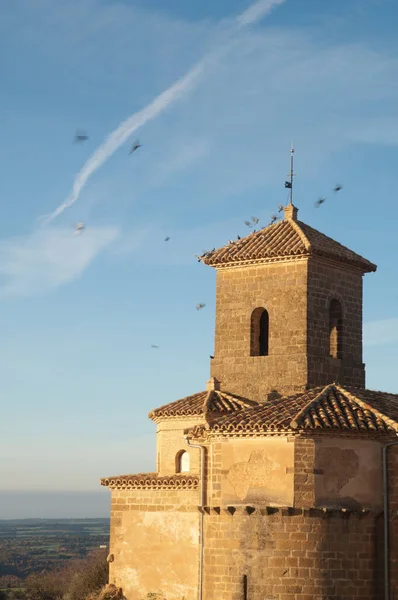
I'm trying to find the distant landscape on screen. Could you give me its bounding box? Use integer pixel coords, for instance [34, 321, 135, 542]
[0, 518, 109, 595]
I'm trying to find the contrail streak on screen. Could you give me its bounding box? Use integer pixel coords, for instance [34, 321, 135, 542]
[41, 0, 285, 225]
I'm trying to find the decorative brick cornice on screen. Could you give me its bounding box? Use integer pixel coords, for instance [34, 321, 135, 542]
[215, 254, 309, 270]
[214, 254, 368, 275]
[100, 473, 199, 490]
[197, 505, 374, 517]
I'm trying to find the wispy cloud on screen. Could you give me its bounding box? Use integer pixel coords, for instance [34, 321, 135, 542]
[111, 227, 152, 257]
[91, 29, 398, 219]
[154, 137, 211, 183]
[0, 227, 119, 298]
[2, 0, 398, 296]
[40, 0, 286, 225]
[237, 0, 285, 25]
[145, 33, 398, 201]
[364, 318, 398, 347]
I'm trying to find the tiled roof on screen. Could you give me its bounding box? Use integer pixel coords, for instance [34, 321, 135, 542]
[149, 389, 257, 420]
[200, 211, 376, 272]
[100, 473, 199, 490]
[187, 385, 398, 438]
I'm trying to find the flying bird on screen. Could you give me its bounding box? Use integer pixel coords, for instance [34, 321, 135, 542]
[278, 204, 284, 213]
[244, 220, 252, 227]
[334, 184, 343, 192]
[151, 345, 159, 349]
[196, 303, 206, 311]
[74, 130, 88, 143]
[251, 216, 259, 224]
[164, 236, 170, 242]
[129, 140, 142, 154]
[269, 215, 277, 224]
[315, 197, 326, 208]
[74, 222, 85, 234]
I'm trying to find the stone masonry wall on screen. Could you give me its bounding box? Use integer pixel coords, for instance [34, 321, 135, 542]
[210, 260, 309, 401]
[109, 487, 200, 600]
[209, 436, 295, 507]
[314, 437, 383, 511]
[306, 258, 365, 388]
[293, 437, 316, 508]
[202, 508, 377, 600]
[387, 444, 398, 599]
[156, 417, 203, 475]
[209, 256, 368, 400]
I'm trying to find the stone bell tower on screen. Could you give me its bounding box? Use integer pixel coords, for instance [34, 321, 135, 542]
[201, 203, 376, 402]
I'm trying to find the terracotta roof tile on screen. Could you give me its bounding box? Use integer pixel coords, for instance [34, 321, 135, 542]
[100, 473, 199, 490]
[200, 213, 376, 273]
[188, 385, 398, 438]
[149, 389, 257, 420]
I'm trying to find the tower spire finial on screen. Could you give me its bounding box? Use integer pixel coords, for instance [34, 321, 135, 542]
[289, 142, 294, 205]
[284, 143, 296, 205]
[283, 143, 298, 220]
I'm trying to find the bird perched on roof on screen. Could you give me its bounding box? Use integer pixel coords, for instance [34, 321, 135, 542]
[194, 254, 202, 262]
[251, 216, 259, 225]
[129, 140, 142, 154]
[315, 197, 326, 208]
[164, 236, 170, 242]
[278, 204, 284, 213]
[196, 303, 206, 310]
[74, 130, 88, 143]
[210, 355, 214, 359]
[237, 235, 241, 240]
[334, 184, 343, 192]
[269, 215, 277, 224]
[244, 220, 252, 227]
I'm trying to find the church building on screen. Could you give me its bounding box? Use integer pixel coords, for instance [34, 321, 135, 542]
[101, 199, 398, 600]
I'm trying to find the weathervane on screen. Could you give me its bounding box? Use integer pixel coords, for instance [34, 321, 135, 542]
[284, 143, 295, 205]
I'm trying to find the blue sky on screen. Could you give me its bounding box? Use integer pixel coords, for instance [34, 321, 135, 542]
[0, 0, 398, 518]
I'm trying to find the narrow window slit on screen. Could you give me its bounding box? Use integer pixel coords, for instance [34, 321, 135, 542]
[250, 308, 269, 356]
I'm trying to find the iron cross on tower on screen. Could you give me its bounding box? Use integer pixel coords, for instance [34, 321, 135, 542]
[284, 144, 295, 205]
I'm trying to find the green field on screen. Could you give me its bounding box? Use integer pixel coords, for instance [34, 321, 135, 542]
[0, 518, 110, 592]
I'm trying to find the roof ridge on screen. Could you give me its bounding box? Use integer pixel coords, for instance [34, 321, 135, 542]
[289, 384, 334, 429]
[148, 390, 208, 420]
[288, 218, 312, 251]
[203, 389, 214, 412]
[345, 385, 398, 398]
[335, 385, 398, 432]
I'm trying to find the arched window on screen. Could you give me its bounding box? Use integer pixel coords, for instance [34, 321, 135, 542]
[329, 299, 343, 359]
[176, 450, 190, 473]
[250, 308, 269, 357]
